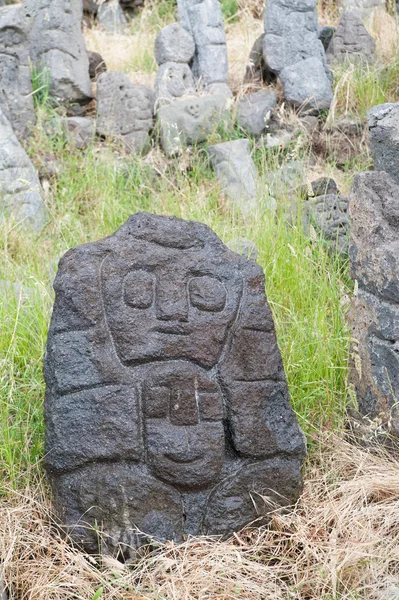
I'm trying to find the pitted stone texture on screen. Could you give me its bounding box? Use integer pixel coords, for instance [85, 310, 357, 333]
[178, 0, 231, 94]
[209, 139, 259, 215]
[303, 192, 349, 253]
[368, 103, 399, 185]
[98, 0, 127, 34]
[155, 23, 195, 66]
[22, 0, 92, 105]
[326, 11, 375, 64]
[236, 90, 277, 136]
[158, 94, 231, 156]
[338, 0, 385, 19]
[44, 212, 306, 555]
[154, 62, 196, 108]
[0, 5, 36, 138]
[0, 108, 46, 231]
[349, 172, 399, 436]
[96, 72, 155, 154]
[263, 0, 333, 111]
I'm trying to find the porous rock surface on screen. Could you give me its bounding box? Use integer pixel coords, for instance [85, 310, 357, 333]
[368, 102, 399, 185]
[0, 108, 46, 231]
[155, 23, 195, 66]
[96, 71, 155, 154]
[326, 11, 375, 64]
[158, 94, 231, 156]
[44, 212, 306, 556]
[209, 139, 259, 215]
[263, 0, 333, 110]
[22, 0, 92, 104]
[178, 0, 231, 97]
[349, 172, 399, 435]
[0, 5, 36, 138]
[236, 90, 277, 137]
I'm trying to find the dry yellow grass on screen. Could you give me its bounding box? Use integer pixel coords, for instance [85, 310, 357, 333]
[2, 434, 399, 599]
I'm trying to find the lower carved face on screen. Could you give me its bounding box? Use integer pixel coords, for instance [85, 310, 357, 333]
[101, 237, 242, 368]
[143, 363, 225, 488]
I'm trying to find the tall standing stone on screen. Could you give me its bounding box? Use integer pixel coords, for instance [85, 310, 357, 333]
[44, 212, 306, 556]
[22, 0, 92, 105]
[177, 0, 231, 97]
[263, 0, 333, 111]
[349, 172, 399, 436]
[0, 108, 46, 231]
[0, 5, 36, 138]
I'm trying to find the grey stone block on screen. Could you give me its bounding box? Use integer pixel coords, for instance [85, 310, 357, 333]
[280, 57, 333, 111]
[236, 90, 277, 136]
[155, 23, 195, 66]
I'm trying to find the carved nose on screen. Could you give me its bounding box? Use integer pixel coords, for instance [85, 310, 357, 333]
[155, 279, 189, 322]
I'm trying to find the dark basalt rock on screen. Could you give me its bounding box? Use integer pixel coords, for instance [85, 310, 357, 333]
[44, 213, 306, 557]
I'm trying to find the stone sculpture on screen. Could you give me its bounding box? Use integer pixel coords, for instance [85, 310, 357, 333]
[263, 0, 333, 111]
[22, 0, 92, 105]
[96, 72, 155, 154]
[209, 139, 259, 215]
[0, 107, 46, 231]
[236, 90, 277, 137]
[349, 172, 399, 436]
[158, 94, 231, 156]
[0, 5, 36, 138]
[155, 23, 195, 66]
[177, 0, 231, 97]
[368, 103, 399, 185]
[98, 0, 127, 34]
[154, 63, 196, 108]
[326, 11, 375, 64]
[44, 212, 306, 556]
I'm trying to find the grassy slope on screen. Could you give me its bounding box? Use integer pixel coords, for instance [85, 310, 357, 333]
[1, 1, 399, 597]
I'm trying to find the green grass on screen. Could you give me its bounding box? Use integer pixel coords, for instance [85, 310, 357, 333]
[0, 113, 352, 493]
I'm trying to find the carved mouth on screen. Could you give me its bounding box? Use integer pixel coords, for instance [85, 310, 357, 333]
[153, 324, 191, 336]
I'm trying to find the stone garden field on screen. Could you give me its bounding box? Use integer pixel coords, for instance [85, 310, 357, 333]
[2, 0, 399, 598]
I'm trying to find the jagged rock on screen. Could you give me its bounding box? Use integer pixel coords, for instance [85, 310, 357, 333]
[155, 23, 195, 66]
[22, 0, 92, 105]
[326, 11, 375, 64]
[178, 0, 231, 96]
[44, 212, 306, 556]
[319, 26, 335, 51]
[154, 62, 196, 108]
[88, 51, 107, 80]
[158, 94, 231, 157]
[0, 108, 46, 231]
[98, 0, 127, 34]
[0, 5, 36, 138]
[263, 0, 333, 111]
[243, 34, 277, 85]
[303, 193, 349, 253]
[368, 102, 399, 185]
[236, 90, 277, 137]
[227, 238, 258, 262]
[209, 139, 259, 215]
[96, 72, 154, 154]
[62, 117, 95, 150]
[349, 171, 399, 436]
[338, 0, 385, 19]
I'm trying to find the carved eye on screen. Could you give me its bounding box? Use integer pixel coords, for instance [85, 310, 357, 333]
[189, 276, 226, 312]
[124, 270, 154, 309]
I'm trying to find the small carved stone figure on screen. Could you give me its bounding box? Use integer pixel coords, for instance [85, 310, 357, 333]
[154, 62, 196, 108]
[349, 172, 399, 436]
[326, 11, 376, 64]
[177, 0, 231, 97]
[96, 72, 155, 154]
[22, 0, 92, 104]
[0, 5, 36, 138]
[158, 94, 231, 156]
[44, 213, 306, 556]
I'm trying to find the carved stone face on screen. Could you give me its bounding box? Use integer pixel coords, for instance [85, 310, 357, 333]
[101, 230, 242, 368]
[143, 362, 225, 487]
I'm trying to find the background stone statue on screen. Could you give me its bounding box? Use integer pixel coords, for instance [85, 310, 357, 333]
[44, 213, 306, 557]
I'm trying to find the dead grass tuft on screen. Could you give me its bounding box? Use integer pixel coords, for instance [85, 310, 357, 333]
[2, 434, 399, 599]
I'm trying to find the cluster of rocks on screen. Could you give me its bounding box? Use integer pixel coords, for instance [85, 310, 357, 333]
[83, 0, 143, 34]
